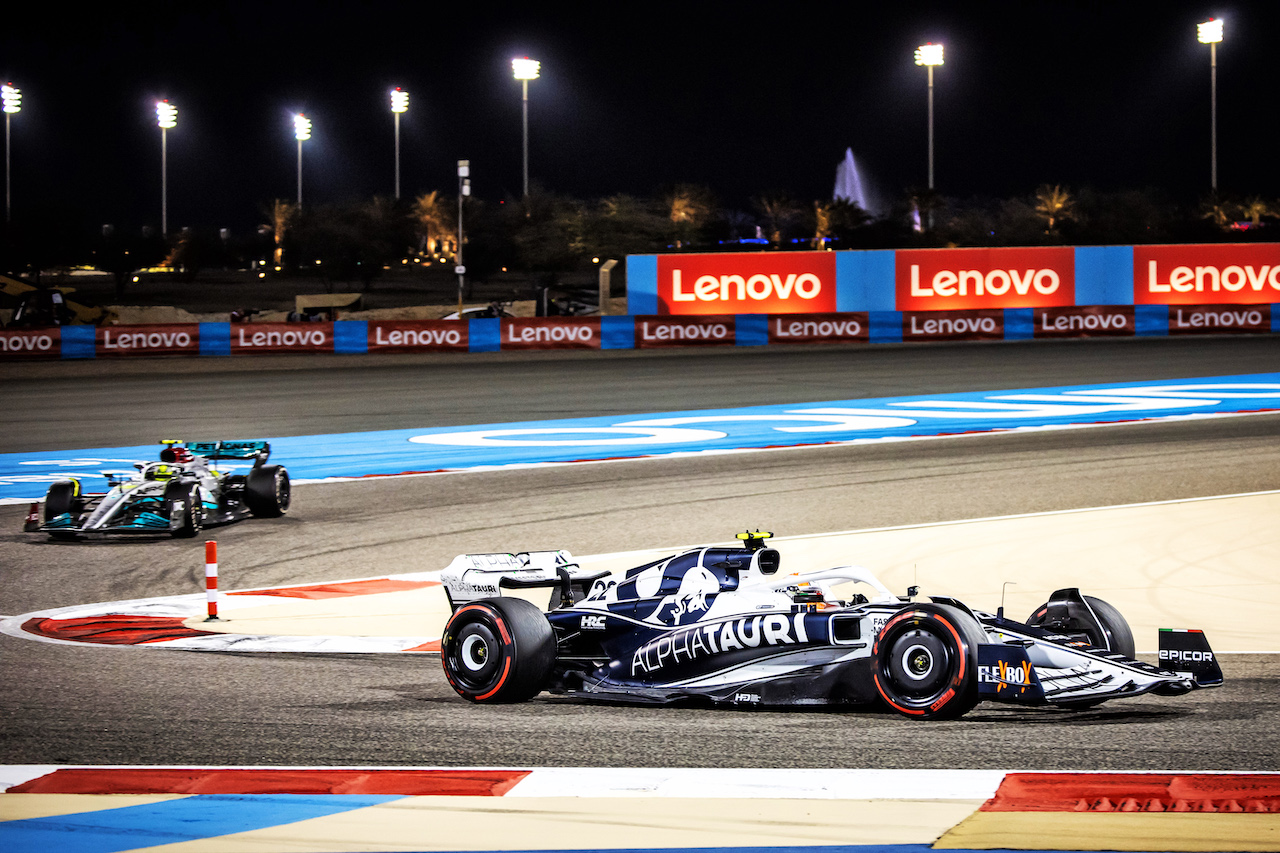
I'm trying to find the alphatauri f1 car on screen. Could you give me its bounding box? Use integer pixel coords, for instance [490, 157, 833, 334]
[439, 532, 1222, 719]
[29, 440, 289, 540]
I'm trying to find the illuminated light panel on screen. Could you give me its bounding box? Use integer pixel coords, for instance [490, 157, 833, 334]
[294, 113, 312, 141]
[2, 83, 20, 114]
[391, 87, 408, 113]
[512, 57, 541, 80]
[1198, 19, 1223, 44]
[915, 43, 944, 66]
[155, 100, 176, 129]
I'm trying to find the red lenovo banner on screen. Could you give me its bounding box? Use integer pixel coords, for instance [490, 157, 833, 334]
[501, 318, 601, 350]
[768, 312, 869, 344]
[896, 247, 1075, 310]
[1169, 303, 1271, 335]
[1034, 305, 1134, 338]
[655, 252, 837, 315]
[97, 324, 199, 357]
[230, 322, 333, 354]
[1134, 243, 1280, 305]
[902, 309, 1004, 342]
[0, 327, 61, 359]
[636, 315, 735, 348]
[368, 320, 468, 353]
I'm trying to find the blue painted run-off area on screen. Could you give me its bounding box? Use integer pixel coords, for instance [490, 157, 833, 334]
[3, 374, 1278, 505]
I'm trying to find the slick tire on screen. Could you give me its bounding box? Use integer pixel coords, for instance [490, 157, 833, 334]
[1081, 595, 1135, 659]
[440, 597, 555, 703]
[44, 479, 81, 523]
[165, 482, 203, 538]
[871, 603, 985, 720]
[245, 466, 290, 517]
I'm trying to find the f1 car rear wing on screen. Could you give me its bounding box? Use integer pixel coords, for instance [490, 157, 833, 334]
[183, 440, 272, 465]
[440, 551, 610, 612]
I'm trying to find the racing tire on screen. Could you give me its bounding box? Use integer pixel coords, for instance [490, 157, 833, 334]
[165, 482, 203, 538]
[44, 479, 81, 523]
[1029, 594, 1136, 659]
[245, 466, 290, 517]
[440, 597, 555, 703]
[871, 603, 986, 720]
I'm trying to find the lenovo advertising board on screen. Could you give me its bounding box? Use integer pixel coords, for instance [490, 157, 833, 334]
[1134, 243, 1280, 305]
[896, 247, 1075, 310]
[1169, 304, 1271, 335]
[230, 322, 333, 354]
[367, 320, 468, 353]
[96, 324, 200, 357]
[1033, 305, 1135, 338]
[500, 318, 601, 350]
[767, 312, 869, 344]
[902, 308, 1004, 342]
[0, 327, 60, 359]
[636, 315, 735, 348]
[655, 252, 837, 315]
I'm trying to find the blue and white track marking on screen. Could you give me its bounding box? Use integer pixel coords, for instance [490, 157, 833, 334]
[2, 374, 1277, 504]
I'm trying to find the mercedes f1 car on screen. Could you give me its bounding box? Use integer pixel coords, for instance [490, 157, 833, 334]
[29, 440, 290, 540]
[438, 532, 1222, 719]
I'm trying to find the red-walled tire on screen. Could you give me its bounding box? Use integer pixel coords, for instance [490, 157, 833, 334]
[440, 597, 555, 703]
[871, 603, 986, 720]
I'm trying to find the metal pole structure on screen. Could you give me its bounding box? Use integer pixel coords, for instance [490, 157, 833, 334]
[394, 110, 401, 199]
[456, 160, 470, 318]
[155, 101, 176, 236]
[4, 84, 22, 224]
[1198, 19, 1223, 192]
[391, 88, 408, 200]
[511, 59, 540, 200]
[1210, 40, 1218, 192]
[297, 138, 303, 205]
[293, 113, 311, 207]
[927, 64, 935, 191]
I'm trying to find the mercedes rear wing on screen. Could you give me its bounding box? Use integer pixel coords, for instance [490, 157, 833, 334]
[184, 440, 272, 465]
[440, 550, 610, 612]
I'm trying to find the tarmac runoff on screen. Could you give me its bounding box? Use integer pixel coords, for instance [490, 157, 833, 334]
[6, 490, 1277, 655]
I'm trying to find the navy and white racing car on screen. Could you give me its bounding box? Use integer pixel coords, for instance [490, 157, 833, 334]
[438, 532, 1221, 719]
[29, 440, 290, 540]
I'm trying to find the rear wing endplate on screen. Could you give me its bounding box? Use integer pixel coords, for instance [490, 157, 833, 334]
[440, 550, 610, 612]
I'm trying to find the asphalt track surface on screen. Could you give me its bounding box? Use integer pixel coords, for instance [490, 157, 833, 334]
[2, 336, 1279, 771]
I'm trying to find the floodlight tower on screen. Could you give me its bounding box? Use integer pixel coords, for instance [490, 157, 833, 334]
[914, 43, 944, 191]
[511, 57, 540, 199]
[1197, 19, 1224, 191]
[156, 100, 177, 236]
[391, 87, 408, 199]
[293, 113, 312, 205]
[3, 83, 20, 223]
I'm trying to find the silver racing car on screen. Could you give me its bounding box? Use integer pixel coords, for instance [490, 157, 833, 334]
[438, 531, 1221, 719]
[28, 439, 289, 540]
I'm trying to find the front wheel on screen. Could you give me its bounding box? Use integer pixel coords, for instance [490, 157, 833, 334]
[245, 466, 290, 517]
[871, 603, 986, 720]
[165, 482, 203, 538]
[44, 479, 81, 523]
[440, 597, 555, 703]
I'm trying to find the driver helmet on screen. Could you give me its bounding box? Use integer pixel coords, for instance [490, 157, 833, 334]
[146, 464, 175, 481]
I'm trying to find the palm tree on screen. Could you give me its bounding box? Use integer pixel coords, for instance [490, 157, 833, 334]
[412, 190, 454, 259]
[665, 184, 711, 248]
[1034, 184, 1073, 233]
[1199, 193, 1236, 231]
[267, 199, 295, 267]
[1240, 196, 1275, 228]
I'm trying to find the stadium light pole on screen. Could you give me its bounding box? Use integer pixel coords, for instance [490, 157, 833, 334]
[293, 113, 312, 205]
[2, 83, 20, 223]
[914, 43, 944, 192]
[1198, 19, 1223, 192]
[390, 87, 408, 199]
[511, 57, 540, 199]
[156, 100, 177, 236]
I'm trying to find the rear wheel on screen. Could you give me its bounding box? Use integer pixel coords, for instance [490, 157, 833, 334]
[441, 597, 555, 703]
[245, 466, 290, 517]
[872, 603, 986, 720]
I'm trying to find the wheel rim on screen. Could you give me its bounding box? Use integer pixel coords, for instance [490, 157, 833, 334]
[276, 472, 291, 510]
[884, 626, 954, 707]
[446, 620, 503, 692]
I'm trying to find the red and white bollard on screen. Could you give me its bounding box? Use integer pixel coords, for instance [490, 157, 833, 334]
[204, 540, 223, 622]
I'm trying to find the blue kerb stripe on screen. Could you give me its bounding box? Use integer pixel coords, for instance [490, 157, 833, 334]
[334, 320, 368, 354]
[60, 325, 95, 359]
[736, 313, 768, 346]
[0, 794, 401, 853]
[199, 322, 231, 356]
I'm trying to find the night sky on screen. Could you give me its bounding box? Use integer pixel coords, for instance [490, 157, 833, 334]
[4, 1, 1278, 237]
